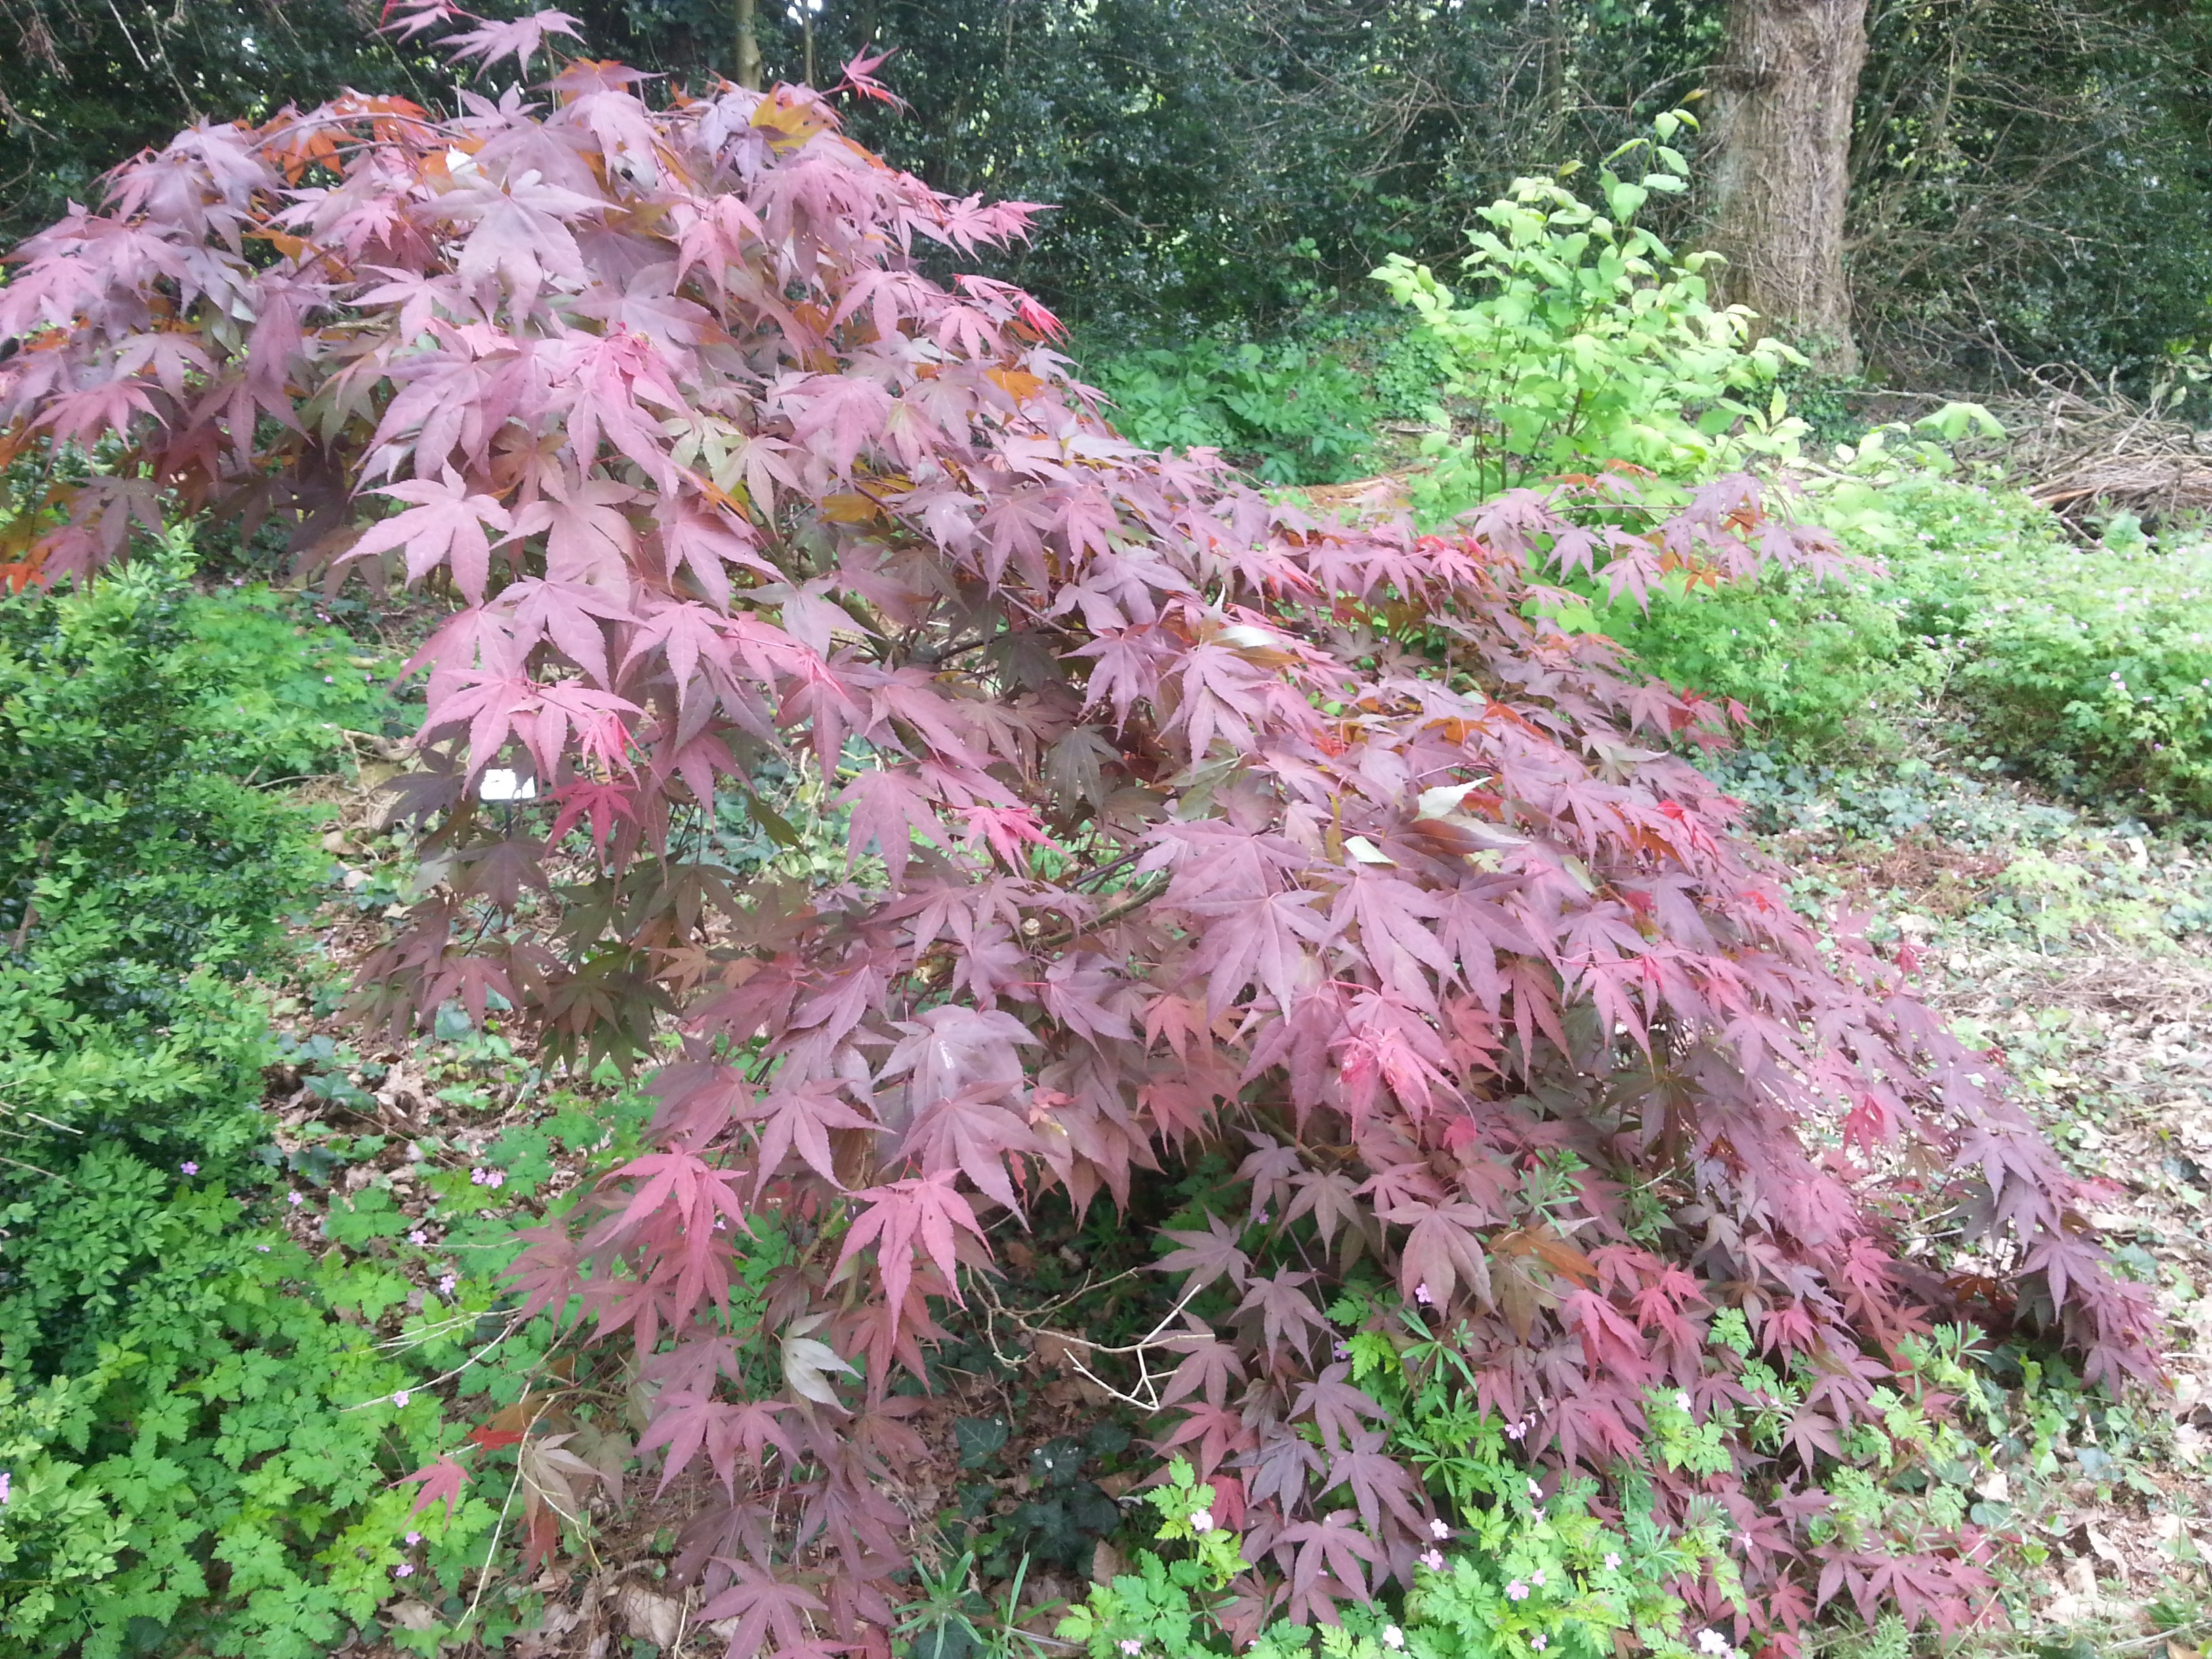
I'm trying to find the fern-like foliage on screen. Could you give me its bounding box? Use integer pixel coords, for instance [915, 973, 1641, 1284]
[0, 7, 2155, 1652]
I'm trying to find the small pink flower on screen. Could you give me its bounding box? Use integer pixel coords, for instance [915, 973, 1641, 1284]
[1603, 1552, 1622, 1571]
[438, 1274, 457, 1296]
[1674, 1391, 1692, 1412]
[1506, 1580, 1528, 1602]
[1418, 1548, 1445, 1572]
[1696, 1632, 1729, 1658]
[255, 1244, 271, 1252]
[1531, 1569, 1545, 1587]
[394, 1562, 413, 1578]
[391, 1390, 410, 1408]
[1120, 1644, 1141, 1657]
[409, 1230, 428, 1246]
[1413, 1282, 1434, 1307]
[1530, 1639, 1547, 1654]
[1380, 1627, 1404, 1650]
[1504, 1419, 1528, 1441]
[0, 1471, 11, 1504]
[180, 1161, 199, 1175]
[405, 1531, 422, 1546]
[287, 1191, 304, 1206]
[1429, 1517, 1450, 1539]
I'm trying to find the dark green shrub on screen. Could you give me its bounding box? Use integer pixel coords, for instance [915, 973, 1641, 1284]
[0, 559, 381, 1189]
[1084, 309, 1446, 485]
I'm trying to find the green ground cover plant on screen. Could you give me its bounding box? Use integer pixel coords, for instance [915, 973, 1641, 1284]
[1652, 447, 2212, 822]
[1905, 526, 2212, 823]
[0, 990, 661, 1659]
[1082, 307, 1448, 485]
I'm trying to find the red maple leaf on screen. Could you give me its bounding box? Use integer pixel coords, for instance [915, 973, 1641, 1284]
[395, 1455, 472, 1519]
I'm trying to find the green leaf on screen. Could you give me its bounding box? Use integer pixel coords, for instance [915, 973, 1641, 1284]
[954, 1414, 1010, 1468]
[323, 1186, 405, 1246]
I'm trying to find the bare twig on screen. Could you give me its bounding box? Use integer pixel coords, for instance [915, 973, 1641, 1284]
[975, 1270, 1212, 1413]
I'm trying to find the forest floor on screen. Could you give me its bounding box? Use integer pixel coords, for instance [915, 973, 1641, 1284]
[1726, 745, 2212, 1657]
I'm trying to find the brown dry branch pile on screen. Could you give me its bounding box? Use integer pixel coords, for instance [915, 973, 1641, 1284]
[1955, 373, 2212, 531]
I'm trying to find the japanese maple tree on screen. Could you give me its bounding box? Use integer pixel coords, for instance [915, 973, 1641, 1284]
[0, 4, 2156, 1652]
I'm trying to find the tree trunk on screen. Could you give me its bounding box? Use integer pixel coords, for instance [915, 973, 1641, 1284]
[736, 0, 762, 89]
[1706, 0, 1869, 373]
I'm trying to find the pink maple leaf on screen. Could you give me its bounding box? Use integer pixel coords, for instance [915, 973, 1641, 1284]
[395, 1455, 472, 1519]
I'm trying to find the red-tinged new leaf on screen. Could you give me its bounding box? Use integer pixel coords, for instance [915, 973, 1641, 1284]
[892, 1084, 1040, 1215]
[699, 1558, 828, 1659]
[836, 766, 945, 886]
[789, 375, 891, 477]
[396, 1456, 472, 1519]
[743, 1082, 881, 1193]
[1183, 888, 1332, 1020]
[834, 47, 907, 108]
[1160, 1334, 1246, 1410]
[1393, 1200, 1496, 1311]
[1322, 1428, 1427, 1537]
[880, 1005, 1038, 1121]
[1333, 871, 1450, 1010]
[640, 1391, 802, 1494]
[1155, 1212, 1250, 1294]
[1279, 1511, 1380, 1610]
[837, 1170, 989, 1332]
[1292, 1368, 1387, 1452]
[438, 6, 583, 70]
[1157, 1401, 1252, 1479]
[1236, 1268, 1330, 1364]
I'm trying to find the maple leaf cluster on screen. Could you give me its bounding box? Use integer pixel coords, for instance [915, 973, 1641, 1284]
[0, 9, 2156, 1652]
